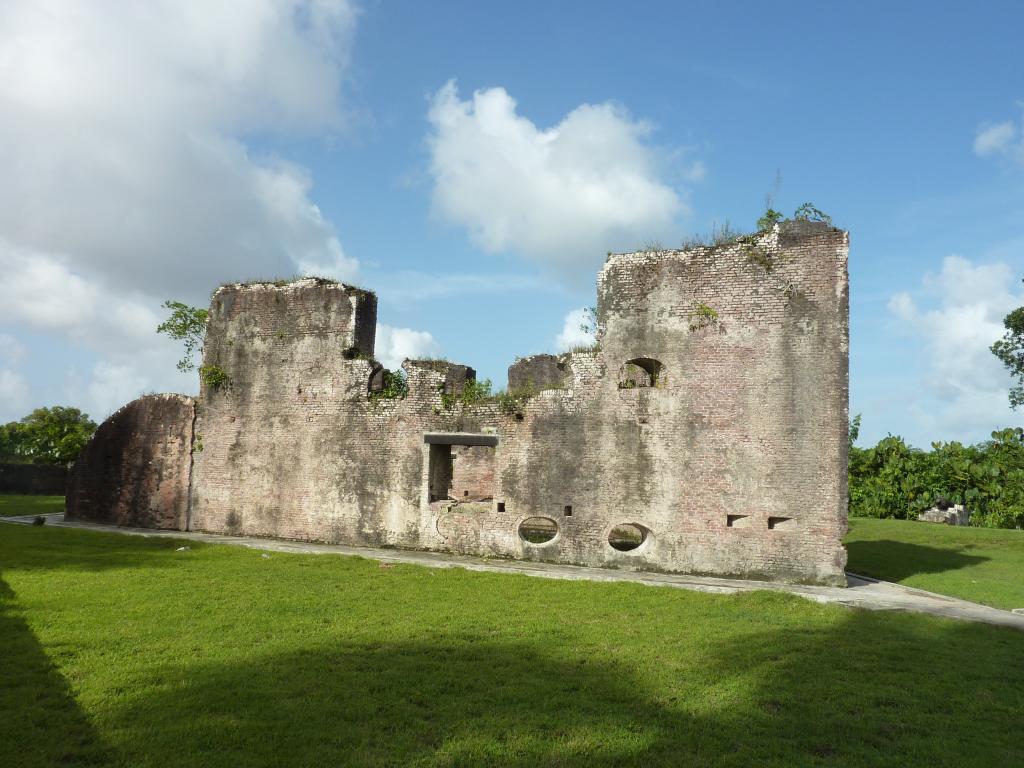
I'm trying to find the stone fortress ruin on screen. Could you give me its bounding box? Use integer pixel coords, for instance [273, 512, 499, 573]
[67, 220, 850, 585]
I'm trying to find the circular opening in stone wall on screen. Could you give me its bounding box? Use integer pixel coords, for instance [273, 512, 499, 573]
[608, 523, 648, 552]
[518, 517, 558, 545]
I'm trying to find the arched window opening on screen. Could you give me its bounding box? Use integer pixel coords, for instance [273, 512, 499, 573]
[618, 358, 665, 389]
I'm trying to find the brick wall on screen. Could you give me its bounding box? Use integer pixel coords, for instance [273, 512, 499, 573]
[66, 394, 194, 529]
[72, 224, 849, 585]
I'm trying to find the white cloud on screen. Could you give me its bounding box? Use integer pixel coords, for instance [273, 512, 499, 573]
[426, 81, 687, 277]
[0, 0, 359, 419]
[888, 255, 1024, 439]
[973, 114, 1024, 164]
[86, 363, 152, 421]
[554, 307, 596, 352]
[375, 324, 442, 370]
[0, 334, 26, 365]
[0, 369, 30, 422]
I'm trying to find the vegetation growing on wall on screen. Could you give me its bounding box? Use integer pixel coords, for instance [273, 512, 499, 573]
[688, 302, 719, 332]
[156, 301, 208, 372]
[440, 378, 493, 410]
[849, 418, 1024, 529]
[495, 384, 537, 416]
[370, 369, 409, 402]
[199, 364, 230, 390]
[756, 208, 784, 232]
[793, 202, 833, 225]
[678, 221, 743, 250]
[743, 244, 774, 272]
[568, 306, 601, 354]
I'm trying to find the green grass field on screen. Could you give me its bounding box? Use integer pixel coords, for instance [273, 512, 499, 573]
[0, 493, 64, 516]
[845, 517, 1024, 610]
[1, 518, 1023, 767]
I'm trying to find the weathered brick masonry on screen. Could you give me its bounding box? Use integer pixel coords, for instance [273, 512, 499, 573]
[68, 221, 849, 584]
[66, 393, 195, 529]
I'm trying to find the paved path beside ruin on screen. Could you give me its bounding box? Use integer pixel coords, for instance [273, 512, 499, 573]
[4, 513, 1023, 630]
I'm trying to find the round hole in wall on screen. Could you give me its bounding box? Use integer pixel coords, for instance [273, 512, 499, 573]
[608, 523, 648, 552]
[518, 516, 558, 545]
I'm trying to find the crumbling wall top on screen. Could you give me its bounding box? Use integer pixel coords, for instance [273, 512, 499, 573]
[206, 277, 377, 360]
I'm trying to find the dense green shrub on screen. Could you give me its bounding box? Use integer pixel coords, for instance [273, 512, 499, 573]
[849, 423, 1024, 528]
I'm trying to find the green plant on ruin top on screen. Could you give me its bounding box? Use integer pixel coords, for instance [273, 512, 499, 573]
[793, 202, 832, 226]
[439, 378, 493, 410]
[680, 220, 744, 249]
[756, 208, 784, 232]
[495, 384, 537, 416]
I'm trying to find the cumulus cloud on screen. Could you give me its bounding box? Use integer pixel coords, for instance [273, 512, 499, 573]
[0, 0, 359, 416]
[888, 255, 1024, 439]
[0, 334, 26, 365]
[973, 114, 1024, 164]
[85, 363, 153, 421]
[375, 324, 442, 370]
[554, 308, 596, 352]
[0, 370, 30, 422]
[426, 81, 687, 276]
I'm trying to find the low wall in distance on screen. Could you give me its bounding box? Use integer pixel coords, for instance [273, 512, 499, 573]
[0, 463, 68, 495]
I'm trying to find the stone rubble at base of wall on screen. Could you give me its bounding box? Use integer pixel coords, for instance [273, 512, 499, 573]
[67, 221, 850, 586]
[918, 505, 970, 526]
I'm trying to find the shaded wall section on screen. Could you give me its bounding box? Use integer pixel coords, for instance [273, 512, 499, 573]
[66, 394, 195, 529]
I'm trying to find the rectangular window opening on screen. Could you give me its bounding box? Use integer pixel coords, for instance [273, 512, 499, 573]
[768, 516, 796, 531]
[564, 505, 573, 517]
[726, 514, 750, 528]
[427, 444, 453, 503]
[497, 502, 506, 513]
[427, 435, 496, 505]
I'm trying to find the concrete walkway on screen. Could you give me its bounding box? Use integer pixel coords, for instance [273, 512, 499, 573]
[5, 513, 1024, 630]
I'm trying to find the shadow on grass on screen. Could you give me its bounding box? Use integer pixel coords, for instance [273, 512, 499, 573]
[98, 612, 1024, 767]
[0, 576, 114, 767]
[0, 525, 190, 574]
[845, 539, 989, 582]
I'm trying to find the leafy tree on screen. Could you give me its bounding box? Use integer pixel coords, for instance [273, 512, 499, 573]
[0, 422, 27, 462]
[848, 413, 861, 452]
[0, 407, 97, 465]
[991, 303, 1024, 408]
[157, 300, 209, 372]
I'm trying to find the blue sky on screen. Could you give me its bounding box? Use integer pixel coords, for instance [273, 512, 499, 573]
[1, 0, 1023, 448]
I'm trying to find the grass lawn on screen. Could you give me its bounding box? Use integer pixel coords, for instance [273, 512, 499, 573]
[1, 523, 1022, 767]
[0, 493, 64, 517]
[845, 517, 1024, 610]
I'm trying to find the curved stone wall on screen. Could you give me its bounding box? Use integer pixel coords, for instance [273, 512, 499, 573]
[66, 394, 195, 529]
